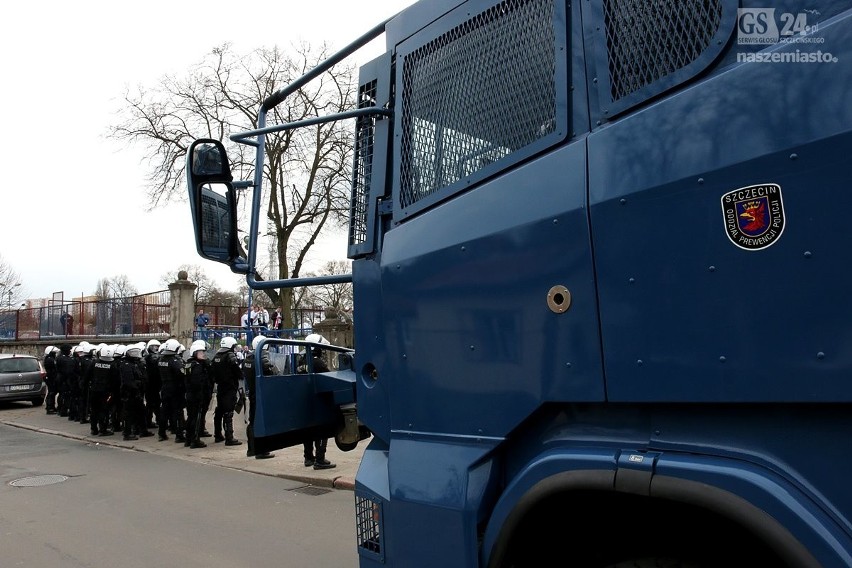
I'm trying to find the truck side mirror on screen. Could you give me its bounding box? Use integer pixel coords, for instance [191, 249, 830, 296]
[186, 139, 241, 268]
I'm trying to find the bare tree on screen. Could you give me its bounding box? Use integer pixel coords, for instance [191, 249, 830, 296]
[159, 264, 217, 304]
[0, 254, 24, 308]
[309, 260, 353, 312]
[93, 275, 138, 299]
[110, 42, 356, 330]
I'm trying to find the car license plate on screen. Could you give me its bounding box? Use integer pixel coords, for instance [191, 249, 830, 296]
[8, 385, 31, 391]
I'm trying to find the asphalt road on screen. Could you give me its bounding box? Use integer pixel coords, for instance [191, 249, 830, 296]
[0, 423, 359, 568]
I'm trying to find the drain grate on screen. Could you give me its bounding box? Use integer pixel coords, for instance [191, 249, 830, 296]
[291, 485, 332, 496]
[9, 474, 69, 487]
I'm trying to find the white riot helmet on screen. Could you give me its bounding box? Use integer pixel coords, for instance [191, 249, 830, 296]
[304, 333, 330, 345]
[114, 344, 128, 358]
[220, 336, 238, 350]
[44, 345, 55, 357]
[189, 340, 207, 358]
[160, 338, 181, 355]
[99, 345, 115, 361]
[126, 345, 143, 359]
[51, 346, 60, 355]
[146, 339, 161, 353]
[251, 335, 266, 350]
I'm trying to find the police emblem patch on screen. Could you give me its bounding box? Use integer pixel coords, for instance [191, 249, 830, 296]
[721, 183, 785, 250]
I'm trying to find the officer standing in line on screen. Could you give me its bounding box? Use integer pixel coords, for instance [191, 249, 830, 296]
[43, 346, 59, 415]
[299, 334, 336, 470]
[184, 340, 210, 449]
[132, 342, 153, 436]
[89, 345, 116, 436]
[211, 336, 243, 446]
[55, 344, 75, 417]
[109, 345, 127, 432]
[119, 344, 153, 441]
[157, 339, 186, 443]
[198, 340, 214, 439]
[244, 335, 275, 460]
[144, 339, 161, 429]
[66, 343, 87, 422]
[78, 344, 96, 425]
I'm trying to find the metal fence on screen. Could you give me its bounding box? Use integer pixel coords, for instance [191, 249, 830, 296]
[0, 292, 328, 343]
[1, 290, 170, 341]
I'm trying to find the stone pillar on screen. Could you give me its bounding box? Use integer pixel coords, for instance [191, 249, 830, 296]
[169, 270, 197, 348]
[311, 308, 354, 349]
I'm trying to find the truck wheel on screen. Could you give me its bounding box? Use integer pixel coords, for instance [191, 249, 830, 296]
[604, 558, 702, 568]
[334, 437, 358, 452]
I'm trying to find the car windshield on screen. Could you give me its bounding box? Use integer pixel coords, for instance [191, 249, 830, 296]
[0, 358, 40, 373]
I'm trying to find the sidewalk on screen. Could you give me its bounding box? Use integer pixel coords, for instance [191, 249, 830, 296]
[0, 402, 364, 491]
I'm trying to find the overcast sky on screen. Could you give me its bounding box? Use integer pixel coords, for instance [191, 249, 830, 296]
[0, 0, 413, 303]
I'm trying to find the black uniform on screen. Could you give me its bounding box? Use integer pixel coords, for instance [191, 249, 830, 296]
[78, 350, 95, 424]
[158, 352, 186, 442]
[43, 351, 58, 414]
[184, 357, 210, 448]
[299, 350, 334, 469]
[244, 347, 277, 458]
[144, 348, 161, 428]
[119, 356, 149, 440]
[55, 346, 76, 417]
[90, 356, 117, 436]
[211, 348, 242, 445]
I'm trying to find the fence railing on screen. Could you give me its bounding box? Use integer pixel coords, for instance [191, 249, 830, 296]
[0, 293, 329, 343]
[0, 290, 172, 342]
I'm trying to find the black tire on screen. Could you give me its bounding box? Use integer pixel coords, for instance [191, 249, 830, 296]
[334, 436, 358, 452]
[31, 397, 44, 407]
[605, 558, 703, 568]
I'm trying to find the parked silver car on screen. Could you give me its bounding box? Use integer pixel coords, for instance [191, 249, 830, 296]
[0, 354, 46, 406]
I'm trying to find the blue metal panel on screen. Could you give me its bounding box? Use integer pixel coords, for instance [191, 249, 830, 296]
[589, 11, 852, 402]
[377, 140, 603, 438]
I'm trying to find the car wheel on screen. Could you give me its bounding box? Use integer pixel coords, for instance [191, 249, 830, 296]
[32, 397, 44, 407]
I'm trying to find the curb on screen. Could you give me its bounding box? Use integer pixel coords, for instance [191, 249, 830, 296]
[1, 420, 357, 490]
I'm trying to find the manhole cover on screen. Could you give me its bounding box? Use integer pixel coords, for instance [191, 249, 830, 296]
[9, 474, 69, 487]
[291, 485, 332, 496]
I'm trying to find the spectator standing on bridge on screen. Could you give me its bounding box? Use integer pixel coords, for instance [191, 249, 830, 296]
[195, 309, 210, 340]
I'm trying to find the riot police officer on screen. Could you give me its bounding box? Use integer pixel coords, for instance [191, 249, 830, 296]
[43, 346, 59, 414]
[211, 336, 243, 446]
[299, 334, 336, 470]
[157, 339, 186, 443]
[184, 340, 210, 449]
[120, 344, 153, 441]
[144, 339, 161, 429]
[89, 345, 117, 436]
[55, 344, 76, 417]
[244, 335, 276, 459]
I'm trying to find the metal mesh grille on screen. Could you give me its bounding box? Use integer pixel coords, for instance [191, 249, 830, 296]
[400, 0, 558, 209]
[349, 80, 378, 248]
[355, 494, 383, 556]
[604, 0, 723, 100]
